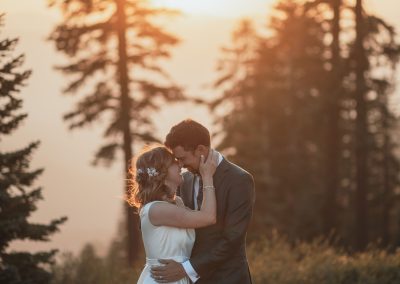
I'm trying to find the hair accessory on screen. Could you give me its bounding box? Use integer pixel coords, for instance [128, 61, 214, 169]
[146, 167, 159, 177]
[136, 167, 159, 181]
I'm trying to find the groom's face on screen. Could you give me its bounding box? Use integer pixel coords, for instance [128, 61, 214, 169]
[172, 145, 204, 174]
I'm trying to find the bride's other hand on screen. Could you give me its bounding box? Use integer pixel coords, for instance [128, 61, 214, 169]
[199, 149, 218, 181]
[148, 149, 218, 229]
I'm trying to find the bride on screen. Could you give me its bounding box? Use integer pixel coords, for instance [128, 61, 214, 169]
[127, 145, 218, 284]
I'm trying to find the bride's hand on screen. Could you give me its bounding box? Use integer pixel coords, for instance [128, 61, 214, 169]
[199, 149, 218, 181]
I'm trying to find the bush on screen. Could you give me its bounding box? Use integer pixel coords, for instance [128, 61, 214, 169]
[51, 234, 400, 284]
[247, 234, 400, 284]
[51, 241, 144, 284]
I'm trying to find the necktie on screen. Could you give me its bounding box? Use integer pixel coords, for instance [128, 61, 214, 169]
[196, 176, 203, 210]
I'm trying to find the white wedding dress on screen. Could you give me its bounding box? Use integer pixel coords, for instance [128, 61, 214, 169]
[137, 200, 195, 284]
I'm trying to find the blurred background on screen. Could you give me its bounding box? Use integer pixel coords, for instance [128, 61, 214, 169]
[2, 0, 400, 283]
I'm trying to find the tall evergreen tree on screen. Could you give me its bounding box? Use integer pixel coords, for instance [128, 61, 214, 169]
[0, 15, 67, 283]
[48, 0, 183, 265]
[322, 0, 400, 248]
[210, 0, 400, 248]
[254, 0, 329, 240]
[350, 4, 400, 248]
[211, 1, 329, 240]
[353, 0, 369, 251]
[322, 0, 342, 237]
[209, 19, 269, 234]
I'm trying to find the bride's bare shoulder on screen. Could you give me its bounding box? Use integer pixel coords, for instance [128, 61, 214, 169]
[148, 200, 185, 226]
[148, 200, 178, 215]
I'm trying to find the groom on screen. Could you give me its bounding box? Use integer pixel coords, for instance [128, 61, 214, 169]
[151, 119, 255, 284]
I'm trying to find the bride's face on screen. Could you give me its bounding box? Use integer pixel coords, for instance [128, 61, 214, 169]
[164, 160, 183, 192]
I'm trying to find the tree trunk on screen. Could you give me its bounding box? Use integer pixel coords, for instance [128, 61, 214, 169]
[116, 0, 140, 266]
[323, 0, 341, 237]
[354, 0, 368, 251]
[381, 104, 391, 246]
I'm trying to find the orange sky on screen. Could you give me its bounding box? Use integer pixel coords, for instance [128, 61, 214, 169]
[2, 0, 400, 257]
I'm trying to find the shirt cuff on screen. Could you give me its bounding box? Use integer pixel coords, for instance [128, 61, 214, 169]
[182, 260, 200, 283]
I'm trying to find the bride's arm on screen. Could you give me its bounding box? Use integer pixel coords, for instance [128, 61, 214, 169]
[149, 150, 217, 229]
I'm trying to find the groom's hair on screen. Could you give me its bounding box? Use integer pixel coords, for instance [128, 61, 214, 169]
[165, 119, 210, 151]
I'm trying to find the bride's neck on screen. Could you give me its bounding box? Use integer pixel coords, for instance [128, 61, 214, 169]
[164, 185, 177, 201]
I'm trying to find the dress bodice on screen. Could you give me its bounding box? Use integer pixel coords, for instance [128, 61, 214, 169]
[137, 201, 195, 284]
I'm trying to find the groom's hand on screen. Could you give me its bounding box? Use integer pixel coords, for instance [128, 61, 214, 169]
[151, 259, 187, 283]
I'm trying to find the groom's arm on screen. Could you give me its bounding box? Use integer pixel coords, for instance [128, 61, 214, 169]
[190, 172, 255, 279]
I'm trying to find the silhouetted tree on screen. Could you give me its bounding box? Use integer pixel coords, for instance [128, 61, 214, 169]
[210, 0, 400, 248]
[48, 0, 183, 265]
[352, 5, 400, 248]
[353, 0, 369, 251]
[211, 1, 329, 239]
[0, 14, 67, 283]
[322, 0, 342, 237]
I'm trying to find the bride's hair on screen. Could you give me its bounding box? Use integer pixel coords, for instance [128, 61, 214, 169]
[127, 144, 175, 209]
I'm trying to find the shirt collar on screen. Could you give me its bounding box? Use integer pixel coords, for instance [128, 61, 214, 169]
[216, 150, 223, 166]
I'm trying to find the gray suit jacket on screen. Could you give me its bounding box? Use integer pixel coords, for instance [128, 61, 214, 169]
[178, 157, 255, 284]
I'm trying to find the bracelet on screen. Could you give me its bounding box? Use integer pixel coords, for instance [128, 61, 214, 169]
[203, 185, 215, 190]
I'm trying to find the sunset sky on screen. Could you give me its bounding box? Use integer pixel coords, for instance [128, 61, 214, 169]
[2, 0, 400, 257]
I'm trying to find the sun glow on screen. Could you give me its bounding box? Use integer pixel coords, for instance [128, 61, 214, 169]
[152, 0, 269, 17]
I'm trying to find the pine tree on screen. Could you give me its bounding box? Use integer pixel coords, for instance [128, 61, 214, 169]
[48, 0, 183, 265]
[322, 0, 342, 237]
[210, 0, 400, 248]
[255, 0, 329, 240]
[209, 19, 267, 234]
[353, 0, 369, 251]
[352, 5, 400, 248]
[0, 15, 67, 283]
[210, 19, 260, 168]
[211, 1, 329, 240]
